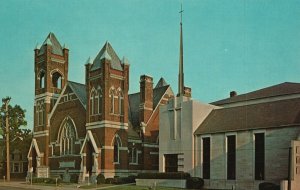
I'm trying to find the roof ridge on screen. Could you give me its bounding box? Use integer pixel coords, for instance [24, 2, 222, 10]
[68, 80, 85, 86]
[212, 81, 300, 105]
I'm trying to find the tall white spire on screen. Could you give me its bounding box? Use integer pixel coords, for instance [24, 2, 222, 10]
[178, 4, 184, 97]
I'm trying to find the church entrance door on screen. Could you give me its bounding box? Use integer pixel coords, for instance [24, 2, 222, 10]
[86, 141, 94, 176]
[165, 154, 178, 172]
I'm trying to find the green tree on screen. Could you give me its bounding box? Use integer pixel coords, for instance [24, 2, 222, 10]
[0, 97, 30, 154]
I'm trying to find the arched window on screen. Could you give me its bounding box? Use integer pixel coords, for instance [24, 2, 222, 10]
[94, 92, 99, 114]
[39, 71, 45, 89]
[52, 72, 62, 89]
[90, 87, 102, 115]
[129, 147, 137, 164]
[118, 89, 124, 115]
[90, 88, 96, 115]
[36, 101, 44, 126]
[113, 135, 122, 163]
[109, 88, 115, 114]
[60, 120, 76, 155]
[98, 87, 103, 114]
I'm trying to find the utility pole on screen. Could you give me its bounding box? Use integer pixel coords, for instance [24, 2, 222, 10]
[2, 97, 11, 182]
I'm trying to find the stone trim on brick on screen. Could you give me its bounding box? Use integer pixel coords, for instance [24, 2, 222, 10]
[86, 120, 128, 130]
[80, 130, 99, 154]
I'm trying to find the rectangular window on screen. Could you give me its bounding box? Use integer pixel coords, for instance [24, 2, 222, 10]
[202, 137, 210, 179]
[129, 148, 138, 164]
[13, 163, 19, 173]
[255, 133, 265, 180]
[165, 154, 178, 172]
[227, 135, 236, 180]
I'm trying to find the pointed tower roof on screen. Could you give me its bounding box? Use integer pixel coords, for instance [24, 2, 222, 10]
[91, 41, 123, 71]
[38, 32, 63, 56]
[155, 77, 168, 88]
[99, 49, 112, 61]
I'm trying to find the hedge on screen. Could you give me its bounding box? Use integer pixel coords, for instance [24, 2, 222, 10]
[70, 174, 79, 183]
[104, 176, 137, 184]
[137, 172, 191, 179]
[32, 177, 62, 184]
[96, 174, 106, 184]
[259, 182, 280, 190]
[186, 177, 204, 189]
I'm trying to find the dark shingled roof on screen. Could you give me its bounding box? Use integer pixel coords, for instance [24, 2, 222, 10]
[128, 81, 170, 129]
[91, 42, 123, 71]
[212, 82, 300, 106]
[155, 77, 168, 88]
[127, 121, 140, 139]
[38, 32, 63, 56]
[195, 98, 300, 135]
[128, 92, 140, 129]
[68, 81, 87, 107]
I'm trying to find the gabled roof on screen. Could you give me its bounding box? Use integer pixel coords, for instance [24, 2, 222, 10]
[212, 82, 300, 106]
[68, 81, 87, 107]
[155, 77, 168, 88]
[127, 121, 140, 139]
[38, 32, 64, 56]
[49, 81, 87, 121]
[128, 92, 140, 130]
[195, 98, 300, 135]
[91, 42, 123, 71]
[128, 79, 170, 129]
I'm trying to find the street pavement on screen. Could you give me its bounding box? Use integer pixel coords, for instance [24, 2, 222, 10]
[0, 180, 135, 190]
[0, 186, 38, 190]
[0, 180, 79, 190]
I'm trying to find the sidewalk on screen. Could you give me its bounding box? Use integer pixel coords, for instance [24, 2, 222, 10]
[0, 180, 76, 190]
[0, 180, 135, 190]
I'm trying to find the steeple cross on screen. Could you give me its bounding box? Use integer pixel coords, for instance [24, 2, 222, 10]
[179, 4, 184, 24]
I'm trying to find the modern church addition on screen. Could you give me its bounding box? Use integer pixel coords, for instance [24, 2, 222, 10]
[158, 5, 300, 190]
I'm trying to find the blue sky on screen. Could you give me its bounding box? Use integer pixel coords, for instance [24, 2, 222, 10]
[1, 0, 300, 130]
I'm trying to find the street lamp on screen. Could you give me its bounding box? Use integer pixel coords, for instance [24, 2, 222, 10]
[2, 97, 11, 182]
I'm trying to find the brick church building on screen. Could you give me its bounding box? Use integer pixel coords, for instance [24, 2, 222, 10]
[27, 33, 174, 181]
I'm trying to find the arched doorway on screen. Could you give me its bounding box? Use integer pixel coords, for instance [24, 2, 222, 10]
[32, 148, 37, 173]
[86, 141, 94, 176]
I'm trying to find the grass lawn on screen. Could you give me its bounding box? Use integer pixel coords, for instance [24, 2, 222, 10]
[102, 184, 184, 190]
[79, 183, 113, 189]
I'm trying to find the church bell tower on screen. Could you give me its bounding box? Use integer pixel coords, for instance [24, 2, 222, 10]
[30, 32, 69, 175]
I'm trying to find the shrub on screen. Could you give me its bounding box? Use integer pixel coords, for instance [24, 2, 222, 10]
[32, 177, 61, 184]
[70, 174, 79, 183]
[105, 178, 115, 184]
[259, 182, 280, 190]
[104, 176, 136, 184]
[126, 175, 137, 183]
[96, 174, 105, 184]
[113, 177, 124, 184]
[137, 172, 191, 179]
[186, 177, 204, 189]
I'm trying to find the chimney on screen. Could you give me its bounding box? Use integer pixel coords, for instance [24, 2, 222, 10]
[183, 86, 192, 98]
[230, 91, 237, 98]
[139, 75, 153, 124]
